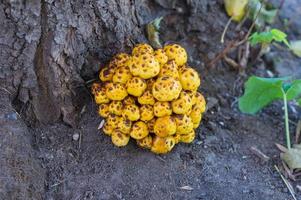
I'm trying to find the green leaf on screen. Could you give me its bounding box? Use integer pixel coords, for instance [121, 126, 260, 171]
[281, 147, 301, 169]
[286, 80, 301, 100]
[270, 29, 290, 48]
[238, 76, 285, 114]
[290, 40, 301, 57]
[247, 0, 277, 28]
[249, 29, 290, 47]
[146, 17, 163, 49]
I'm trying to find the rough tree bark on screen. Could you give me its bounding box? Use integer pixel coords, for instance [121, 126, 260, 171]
[0, 0, 215, 198]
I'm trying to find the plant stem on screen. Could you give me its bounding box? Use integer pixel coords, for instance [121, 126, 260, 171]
[220, 17, 232, 44]
[283, 92, 291, 149]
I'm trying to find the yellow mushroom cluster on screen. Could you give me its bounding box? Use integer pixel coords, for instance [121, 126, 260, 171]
[92, 43, 206, 154]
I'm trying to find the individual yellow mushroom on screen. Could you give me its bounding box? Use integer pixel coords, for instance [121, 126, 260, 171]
[111, 129, 130, 147]
[110, 53, 130, 68]
[98, 103, 110, 118]
[91, 82, 101, 95]
[151, 136, 176, 154]
[174, 114, 194, 134]
[154, 48, 168, 66]
[99, 66, 115, 82]
[138, 90, 155, 105]
[117, 117, 132, 134]
[122, 104, 140, 121]
[158, 60, 179, 78]
[153, 101, 172, 117]
[132, 43, 154, 55]
[126, 77, 147, 97]
[179, 67, 200, 91]
[140, 105, 154, 122]
[130, 121, 149, 139]
[190, 106, 203, 128]
[123, 95, 136, 105]
[224, 0, 248, 22]
[94, 86, 110, 104]
[152, 76, 182, 101]
[130, 53, 160, 79]
[108, 101, 123, 116]
[179, 130, 195, 143]
[102, 122, 114, 136]
[193, 92, 206, 113]
[163, 44, 187, 66]
[147, 118, 156, 133]
[106, 114, 120, 129]
[112, 66, 132, 84]
[105, 82, 128, 100]
[137, 135, 153, 149]
[154, 116, 177, 137]
[171, 91, 193, 114]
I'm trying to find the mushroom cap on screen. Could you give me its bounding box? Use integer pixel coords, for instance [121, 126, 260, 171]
[138, 90, 155, 105]
[151, 136, 176, 154]
[179, 67, 200, 91]
[153, 101, 172, 117]
[126, 77, 147, 97]
[130, 121, 149, 139]
[122, 104, 140, 121]
[179, 130, 195, 143]
[94, 86, 110, 104]
[190, 106, 203, 128]
[122, 96, 136, 105]
[98, 103, 110, 118]
[137, 135, 153, 149]
[171, 91, 193, 114]
[105, 82, 128, 100]
[139, 105, 154, 122]
[110, 53, 130, 68]
[147, 118, 156, 133]
[103, 122, 114, 136]
[106, 114, 120, 129]
[130, 53, 160, 79]
[154, 116, 177, 137]
[113, 66, 132, 84]
[109, 101, 123, 116]
[91, 82, 101, 95]
[132, 43, 154, 55]
[174, 114, 194, 134]
[152, 76, 182, 101]
[164, 44, 187, 66]
[111, 130, 130, 147]
[117, 117, 132, 134]
[193, 92, 206, 113]
[154, 49, 168, 66]
[99, 66, 115, 82]
[158, 60, 179, 79]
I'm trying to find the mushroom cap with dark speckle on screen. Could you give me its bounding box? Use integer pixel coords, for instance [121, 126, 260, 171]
[152, 76, 182, 101]
[163, 44, 187, 66]
[130, 121, 149, 139]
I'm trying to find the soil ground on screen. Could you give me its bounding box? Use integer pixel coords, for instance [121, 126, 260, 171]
[2, 0, 301, 199]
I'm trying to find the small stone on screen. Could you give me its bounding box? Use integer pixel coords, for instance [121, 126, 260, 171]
[73, 133, 80, 141]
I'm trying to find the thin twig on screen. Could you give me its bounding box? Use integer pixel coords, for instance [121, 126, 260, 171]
[274, 165, 297, 200]
[221, 17, 233, 44]
[250, 146, 270, 162]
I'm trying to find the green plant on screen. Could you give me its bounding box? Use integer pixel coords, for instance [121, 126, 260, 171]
[239, 76, 301, 149]
[249, 28, 290, 47]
